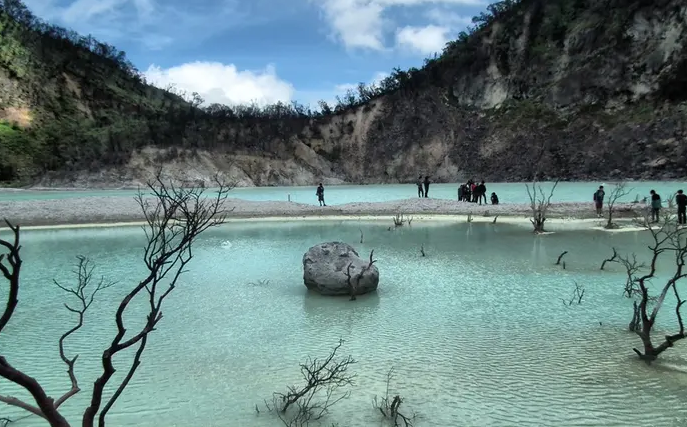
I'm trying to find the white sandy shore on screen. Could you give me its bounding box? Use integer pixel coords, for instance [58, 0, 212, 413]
[0, 196, 646, 230]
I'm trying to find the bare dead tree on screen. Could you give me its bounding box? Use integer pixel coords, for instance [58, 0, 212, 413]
[372, 367, 416, 427]
[393, 214, 410, 228]
[359, 228, 364, 244]
[605, 182, 633, 229]
[600, 247, 619, 270]
[617, 252, 650, 332]
[344, 251, 376, 301]
[629, 300, 642, 332]
[0, 174, 230, 426]
[525, 180, 559, 233]
[420, 245, 425, 257]
[617, 253, 646, 298]
[266, 339, 356, 426]
[555, 251, 568, 266]
[620, 213, 686, 362]
[492, 215, 498, 224]
[467, 213, 473, 223]
[561, 282, 585, 306]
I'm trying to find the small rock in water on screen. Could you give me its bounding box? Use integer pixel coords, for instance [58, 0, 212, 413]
[302, 241, 379, 296]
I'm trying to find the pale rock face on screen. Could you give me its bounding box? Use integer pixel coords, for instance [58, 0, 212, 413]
[302, 242, 379, 296]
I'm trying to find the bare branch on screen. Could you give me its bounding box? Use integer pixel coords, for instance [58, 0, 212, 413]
[0, 220, 21, 335]
[525, 180, 558, 233]
[81, 173, 231, 427]
[561, 282, 585, 306]
[372, 367, 417, 426]
[605, 182, 634, 229]
[392, 214, 411, 228]
[344, 251, 376, 301]
[52, 257, 117, 409]
[555, 251, 568, 266]
[0, 174, 231, 427]
[266, 339, 356, 426]
[600, 247, 618, 270]
[0, 220, 72, 426]
[620, 214, 687, 362]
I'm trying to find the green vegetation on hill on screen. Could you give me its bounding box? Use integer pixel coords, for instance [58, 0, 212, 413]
[0, 0, 684, 185]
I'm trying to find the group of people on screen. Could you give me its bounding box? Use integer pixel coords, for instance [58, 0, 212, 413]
[457, 180, 499, 205]
[316, 182, 687, 225]
[593, 185, 687, 224]
[416, 176, 431, 198]
[416, 177, 499, 205]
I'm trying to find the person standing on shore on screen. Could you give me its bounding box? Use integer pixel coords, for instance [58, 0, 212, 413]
[649, 190, 661, 222]
[416, 175, 424, 198]
[316, 183, 326, 206]
[676, 190, 687, 225]
[423, 176, 430, 198]
[593, 185, 605, 217]
[477, 181, 487, 205]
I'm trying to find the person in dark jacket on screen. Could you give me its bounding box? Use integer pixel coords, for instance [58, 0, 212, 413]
[593, 185, 605, 217]
[491, 192, 499, 205]
[316, 183, 326, 206]
[676, 189, 687, 225]
[650, 190, 661, 223]
[476, 181, 487, 205]
[423, 176, 430, 198]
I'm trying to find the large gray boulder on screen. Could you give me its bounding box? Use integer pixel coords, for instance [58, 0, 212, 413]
[302, 242, 379, 296]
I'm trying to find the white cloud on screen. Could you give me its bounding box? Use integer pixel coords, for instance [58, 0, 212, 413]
[424, 7, 472, 27]
[320, 0, 387, 50]
[318, 0, 485, 50]
[143, 62, 295, 106]
[60, 0, 123, 24]
[23, 0, 249, 50]
[395, 24, 450, 54]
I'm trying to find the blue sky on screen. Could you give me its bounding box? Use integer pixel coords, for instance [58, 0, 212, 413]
[23, 0, 487, 107]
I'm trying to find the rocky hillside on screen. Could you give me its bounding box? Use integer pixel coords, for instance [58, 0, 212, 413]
[1, 0, 686, 188]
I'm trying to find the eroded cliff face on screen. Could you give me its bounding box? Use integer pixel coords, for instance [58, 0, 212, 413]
[29, 0, 687, 188]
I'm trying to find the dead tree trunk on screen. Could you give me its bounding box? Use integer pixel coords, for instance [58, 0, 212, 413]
[620, 215, 686, 363]
[525, 180, 558, 233]
[600, 247, 618, 270]
[0, 174, 231, 426]
[605, 182, 633, 229]
[344, 250, 376, 301]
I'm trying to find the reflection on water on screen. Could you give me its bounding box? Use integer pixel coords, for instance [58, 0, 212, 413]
[1, 221, 687, 426]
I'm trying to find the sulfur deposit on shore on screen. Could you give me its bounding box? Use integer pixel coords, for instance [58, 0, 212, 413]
[0, 196, 643, 228]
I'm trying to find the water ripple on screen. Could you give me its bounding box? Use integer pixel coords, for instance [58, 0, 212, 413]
[1, 222, 687, 426]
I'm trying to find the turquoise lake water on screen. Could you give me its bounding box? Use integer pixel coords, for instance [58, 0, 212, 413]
[1, 181, 686, 204]
[1, 221, 687, 426]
